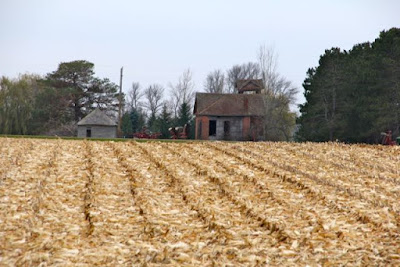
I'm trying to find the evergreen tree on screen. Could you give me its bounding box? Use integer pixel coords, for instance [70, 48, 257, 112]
[147, 113, 158, 133]
[297, 48, 348, 141]
[121, 112, 133, 137]
[298, 27, 400, 143]
[156, 104, 173, 138]
[188, 118, 196, 139]
[373, 28, 400, 137]
[177, 102, 192, 126]
[129, 108, 145, 133]
[46, 60, 119, 122]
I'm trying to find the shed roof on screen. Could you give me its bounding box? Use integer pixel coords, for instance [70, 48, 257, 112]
[194, 93, 265, 117]
[77, 108, 117, 126]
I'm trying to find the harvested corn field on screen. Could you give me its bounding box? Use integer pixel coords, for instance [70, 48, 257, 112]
[1, 138, 400, 266]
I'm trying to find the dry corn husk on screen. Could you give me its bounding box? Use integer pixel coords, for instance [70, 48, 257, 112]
[0, 138, 399, 265]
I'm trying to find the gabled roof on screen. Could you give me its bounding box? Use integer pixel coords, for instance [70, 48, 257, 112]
[77, 108, 117, 126]
[194, 93, 265, 117]
[236, 79, 263, 93]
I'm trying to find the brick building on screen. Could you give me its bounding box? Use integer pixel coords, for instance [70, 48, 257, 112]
[193, 80, 265, 141]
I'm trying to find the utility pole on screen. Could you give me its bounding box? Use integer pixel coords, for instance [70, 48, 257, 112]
[117, 67, 123, 137]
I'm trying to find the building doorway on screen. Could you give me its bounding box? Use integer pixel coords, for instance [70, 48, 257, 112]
[223, 121, 231, 140]
[209, 120, 216, 136]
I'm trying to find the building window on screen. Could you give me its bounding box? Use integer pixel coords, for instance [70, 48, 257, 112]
[209, 120, 216, 136]
[86, 128, 92, 137]
[224, 121, 230, 135]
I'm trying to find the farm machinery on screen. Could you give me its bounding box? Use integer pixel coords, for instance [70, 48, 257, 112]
[169, 124, 189, 139]
[380, 130, 400, 145]
[133, 127, 161, 139]
[132, 124, 189, 140]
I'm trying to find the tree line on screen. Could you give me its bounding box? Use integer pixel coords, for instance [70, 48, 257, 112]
[0, 46, 298, 140]
[122, 45, 298, 140]
[0, 61, 120, 136]
[0, 61, 195, 138]
[297, 28, 400, 143]
[121, 69, 195, 139]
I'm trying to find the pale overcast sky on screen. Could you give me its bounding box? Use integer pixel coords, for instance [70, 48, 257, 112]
[1, 0, 399, 107]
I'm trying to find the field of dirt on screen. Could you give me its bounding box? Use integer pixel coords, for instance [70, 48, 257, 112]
[1, 138, 399, 265]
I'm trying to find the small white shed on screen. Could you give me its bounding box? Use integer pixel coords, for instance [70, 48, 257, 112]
[77, 108, 117, 138]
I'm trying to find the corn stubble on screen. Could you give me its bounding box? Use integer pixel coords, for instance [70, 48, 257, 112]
[0, 138, 399, 266]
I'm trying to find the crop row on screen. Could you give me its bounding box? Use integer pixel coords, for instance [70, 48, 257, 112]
[0, 139, 399, 265]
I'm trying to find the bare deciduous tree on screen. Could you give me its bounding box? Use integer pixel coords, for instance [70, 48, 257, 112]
[257, 45, 298, 140]
[258, 45, 278, 91]
[226, 62, 260, 93]
[144, 84, 164, 118]
[257, 45, 297, 103]
[169, 69, 195, 118]
[126, 82, 143, 112]
[204, 69, 225, 93]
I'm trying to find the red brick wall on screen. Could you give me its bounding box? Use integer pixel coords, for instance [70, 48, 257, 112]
[242, 117, 250, 140]
[195, 116, 209, 140]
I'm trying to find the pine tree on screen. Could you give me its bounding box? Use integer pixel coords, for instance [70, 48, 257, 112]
[130, 108, 145, 133]
[157, 104, 173, 139]
[121, 112, 133, 137]
[46, 60, 119, 122]
[297, 27, 400, 143]
[177, 102, 192, 126]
